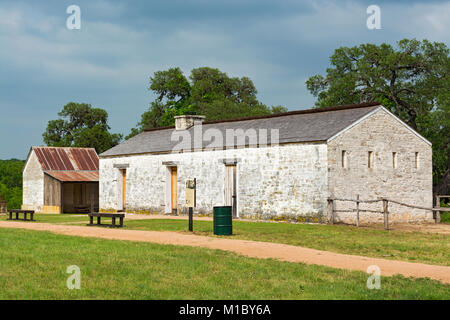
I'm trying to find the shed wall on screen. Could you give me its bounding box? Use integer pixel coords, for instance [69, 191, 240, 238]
[22, 150, 44, 211]
[44, 174, 61, 208]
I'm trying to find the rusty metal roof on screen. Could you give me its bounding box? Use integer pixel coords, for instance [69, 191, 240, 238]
[33, 147, 99, 171]
[44, 170, 99, 182]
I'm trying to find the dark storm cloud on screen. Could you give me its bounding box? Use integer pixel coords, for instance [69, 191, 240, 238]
[0, 0, 448, 158]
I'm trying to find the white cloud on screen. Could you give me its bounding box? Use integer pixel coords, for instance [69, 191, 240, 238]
[388, 2, 450, 42]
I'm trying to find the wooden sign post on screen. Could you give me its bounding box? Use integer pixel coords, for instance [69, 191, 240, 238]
[185, 178, 196, 232]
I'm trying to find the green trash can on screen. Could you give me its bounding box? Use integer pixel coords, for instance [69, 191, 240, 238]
[213, 206, 232, 235]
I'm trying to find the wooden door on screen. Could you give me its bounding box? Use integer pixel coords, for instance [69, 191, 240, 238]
[122, 169, 126, 210]
[225, 165, 237, 217]
[171, 167, 177, 214]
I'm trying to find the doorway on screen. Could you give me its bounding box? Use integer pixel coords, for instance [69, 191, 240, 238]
[120, 169, 126, 211]
[225, 164, 237, 217]
[171, 167, 178, 214]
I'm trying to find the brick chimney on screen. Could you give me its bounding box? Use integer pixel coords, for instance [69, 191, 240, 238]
[174, 115, 205, 130]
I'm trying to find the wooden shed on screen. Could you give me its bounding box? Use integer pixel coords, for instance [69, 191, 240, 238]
[22, 147, 99, 213]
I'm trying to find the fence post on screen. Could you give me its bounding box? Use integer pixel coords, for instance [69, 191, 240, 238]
[327, 198, 335, 225]
[435, 196, 441, 224]
[356, 194, 360, 227]
[383, 199, 389, 230]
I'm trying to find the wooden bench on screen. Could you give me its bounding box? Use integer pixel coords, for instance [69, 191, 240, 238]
[87, 213, 125, 228]
[8, 210, 35, 221]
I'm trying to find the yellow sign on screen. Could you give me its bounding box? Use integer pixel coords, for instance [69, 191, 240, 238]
[185, 179, 196, 208]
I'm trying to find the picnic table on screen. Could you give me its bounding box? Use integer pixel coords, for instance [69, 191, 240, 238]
[87, 213, 125, 228]
[8, 209, 35, 221]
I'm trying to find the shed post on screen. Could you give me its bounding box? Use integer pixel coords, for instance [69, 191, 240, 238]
[90, 184, 95, 213]
[60, 182, 64, 214]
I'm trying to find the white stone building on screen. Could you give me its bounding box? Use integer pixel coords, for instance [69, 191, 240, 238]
[99, 103, 433, 223]
[22, 147, 99, 213]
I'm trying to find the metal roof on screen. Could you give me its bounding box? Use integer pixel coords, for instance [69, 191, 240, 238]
[44, 170, 99, 182]
[100, 103, 382, 157]
[33, 147, 99, 171]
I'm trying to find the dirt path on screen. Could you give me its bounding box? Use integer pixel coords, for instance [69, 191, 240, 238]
[1, 221, 449, 284]
[125, 214, 450, 235]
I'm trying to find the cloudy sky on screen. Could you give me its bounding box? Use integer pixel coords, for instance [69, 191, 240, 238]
[0, 0, 449, 159]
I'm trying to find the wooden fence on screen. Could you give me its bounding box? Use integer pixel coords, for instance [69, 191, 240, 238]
[328, 195, 450, 230]
[435, 195, 450, 224]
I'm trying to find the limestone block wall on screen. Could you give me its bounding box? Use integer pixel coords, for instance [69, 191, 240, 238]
[327, 108, 433, 223]
[22, 151, 44, 211]
[99, 143, 329, 221]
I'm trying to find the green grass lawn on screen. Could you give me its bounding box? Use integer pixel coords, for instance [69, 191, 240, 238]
[26, 213, 90, 223]
[2, 214, 449, 266]
[0, 227, 448, 299]
[440, 202, 450, 223]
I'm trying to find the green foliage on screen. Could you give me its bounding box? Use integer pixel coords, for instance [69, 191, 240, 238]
[306, 39, 450, 192]
[72, 125, 122, 153]
[0, 159, 23, 188]
[0, 183, 21, 209]
[441, 202, 450, 224]
[0, 159, 24, 209]
[126, 67, 287, 139]
[43, 102, 123, 154]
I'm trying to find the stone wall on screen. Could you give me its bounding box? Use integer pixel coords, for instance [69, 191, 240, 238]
[22, 150, 44, 211]
[99, 143, 329, 221]
[327, 108, 433, 223]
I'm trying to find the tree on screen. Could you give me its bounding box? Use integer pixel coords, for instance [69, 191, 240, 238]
[0, 159, 24, 188]
[126, 67, 287, 139]
[43, 102, 122, 154]
[421, 83, 450, 192]
[0, 159, 25, 209]
[306, 39, 450, 193]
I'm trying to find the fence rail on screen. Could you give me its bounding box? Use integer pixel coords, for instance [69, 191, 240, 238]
[328, 195, 450, 230]
[435, 195, 450, 224]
